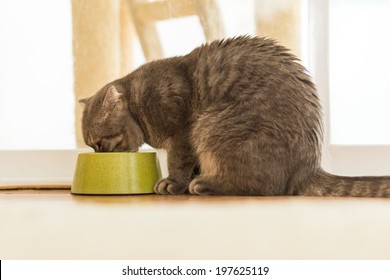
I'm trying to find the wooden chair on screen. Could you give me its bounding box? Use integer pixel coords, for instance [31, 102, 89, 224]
[127, 0, 224, 61]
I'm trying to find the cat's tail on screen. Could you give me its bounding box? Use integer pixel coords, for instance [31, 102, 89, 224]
[299, 168, 390, 197]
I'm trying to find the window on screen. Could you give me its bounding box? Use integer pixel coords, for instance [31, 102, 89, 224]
[329, 0, 390, 145]
[311, 0, 390, 176]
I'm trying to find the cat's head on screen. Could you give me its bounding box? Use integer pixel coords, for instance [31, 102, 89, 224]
[80, 84, 144, 152]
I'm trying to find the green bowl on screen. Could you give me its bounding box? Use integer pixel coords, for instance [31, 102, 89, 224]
[71, 152, 161, 195]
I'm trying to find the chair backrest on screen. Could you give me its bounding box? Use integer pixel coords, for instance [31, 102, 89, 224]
[128, 0, 225, 61]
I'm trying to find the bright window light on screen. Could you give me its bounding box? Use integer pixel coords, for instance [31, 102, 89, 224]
[329, 0, 390, 145]
[0, 0, 75, 150]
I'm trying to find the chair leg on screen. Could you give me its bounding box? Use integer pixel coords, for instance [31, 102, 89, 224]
[127, 0, 164, 61]
[196, 0, 225, 41]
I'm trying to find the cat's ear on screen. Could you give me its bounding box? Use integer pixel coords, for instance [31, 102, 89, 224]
[103, 85, 124, 108]
[79, 97, 90, 107]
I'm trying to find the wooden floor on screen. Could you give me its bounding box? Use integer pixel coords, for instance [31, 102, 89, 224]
[1, 189, 390, 259]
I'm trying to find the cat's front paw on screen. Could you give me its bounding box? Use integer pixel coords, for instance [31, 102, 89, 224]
[189, 177, 215, 195]
[154, 178, 188, 195]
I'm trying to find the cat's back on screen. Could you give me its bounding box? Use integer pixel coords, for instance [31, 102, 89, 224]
[194, 36, 290, 67]
[189, 36, 322, 152]
[191, 36, 310, 104]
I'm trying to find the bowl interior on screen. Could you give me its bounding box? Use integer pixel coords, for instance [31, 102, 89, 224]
[71, 152, 161, 195]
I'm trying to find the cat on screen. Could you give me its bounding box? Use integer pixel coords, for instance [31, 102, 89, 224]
[80, 36, 390, 197]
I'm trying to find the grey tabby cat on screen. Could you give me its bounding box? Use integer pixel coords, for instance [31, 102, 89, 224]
[80, 36, 390, 197]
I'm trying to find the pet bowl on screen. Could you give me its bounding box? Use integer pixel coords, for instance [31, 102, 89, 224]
[71, 152, 161, 195]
